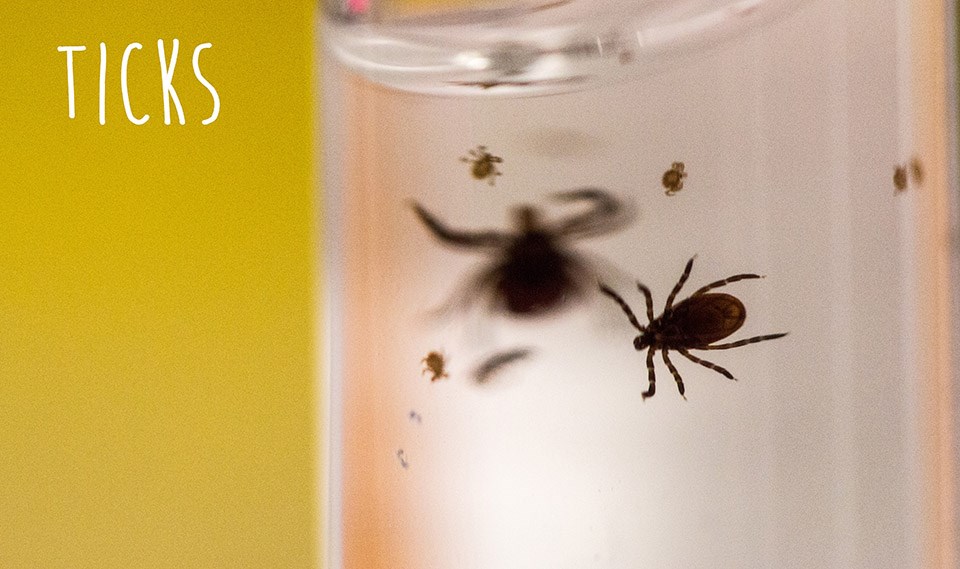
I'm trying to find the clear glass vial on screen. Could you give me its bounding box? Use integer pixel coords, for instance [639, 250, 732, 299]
[319, 1, 958, 567]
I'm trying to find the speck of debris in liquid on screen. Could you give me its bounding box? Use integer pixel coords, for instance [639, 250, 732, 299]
[409, 410, 422, 424]
[909, 157, 924, 185]
[397, 449, 409, 469]
[894, 165, 908, 192]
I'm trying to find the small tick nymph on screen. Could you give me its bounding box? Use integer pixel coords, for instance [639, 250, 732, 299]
[421, 351, 449, 381]
[600, 256, 788, 399]
[662, 162, 687, 195]
[461, 145, 503, 185]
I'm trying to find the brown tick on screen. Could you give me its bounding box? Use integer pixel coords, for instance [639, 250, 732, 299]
[421, 351, 449, 381]
[600, 256, 787, 399]
[662, 162, 687, 195]
[461, 146, 503, 185]
[412, 188, 631, 317]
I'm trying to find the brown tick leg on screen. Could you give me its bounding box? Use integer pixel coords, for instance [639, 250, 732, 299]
[636, 282, 654, 323]
[677, 348, 736, 381]
[702, 332, 788, 350]
[642, 348, 657, 400]
[410, 202, 507, 250]
[665, 256, 695, 310]
[551, 188, 629, 239]
[661, 350, 687, 400]
[599, 283, 644, 333]
[690, 273, 762, 297]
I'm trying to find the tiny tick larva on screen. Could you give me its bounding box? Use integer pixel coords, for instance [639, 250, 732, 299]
[461, 146, 503, 185]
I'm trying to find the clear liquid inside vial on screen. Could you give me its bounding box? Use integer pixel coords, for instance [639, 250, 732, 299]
[322, 1, 930, 568]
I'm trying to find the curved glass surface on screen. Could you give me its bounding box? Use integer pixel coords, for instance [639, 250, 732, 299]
[324, 0, 806, 96]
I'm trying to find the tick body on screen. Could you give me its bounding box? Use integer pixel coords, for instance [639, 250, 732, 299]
[461, 146, 503, 185]
[421, 351, 449, 381]
[662, 162, 687, 195]
[600, 256, 787, 399]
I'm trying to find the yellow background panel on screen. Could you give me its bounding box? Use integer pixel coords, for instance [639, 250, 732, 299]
[0, 2, 320, 568]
